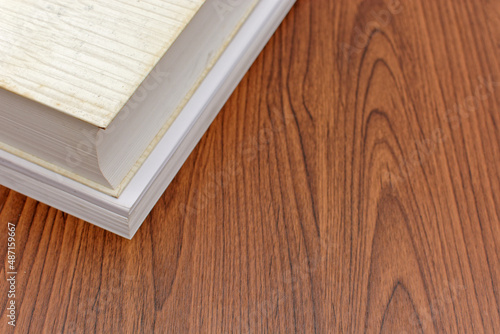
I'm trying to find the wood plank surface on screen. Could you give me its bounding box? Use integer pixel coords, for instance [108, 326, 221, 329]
[1, 0, 499, 332]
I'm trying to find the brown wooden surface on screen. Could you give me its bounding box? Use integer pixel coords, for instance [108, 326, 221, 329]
[1, 0, 500, 332]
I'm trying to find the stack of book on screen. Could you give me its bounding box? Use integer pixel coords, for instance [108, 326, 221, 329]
[0, 0, 296, 238]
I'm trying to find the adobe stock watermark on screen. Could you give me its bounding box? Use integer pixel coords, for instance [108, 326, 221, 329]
[6, 222, 17, 327]
[178, 107, 296, 219]
[213, 0, 245, 21]
[64, 67, 171, 169]
[341, 0, 412, 59]
[0, 2, 172, 177]
[383, 75, 500, 185]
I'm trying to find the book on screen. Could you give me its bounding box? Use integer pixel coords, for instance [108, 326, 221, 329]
[1, 0, 259, 195]
[0, 0, 296, 238]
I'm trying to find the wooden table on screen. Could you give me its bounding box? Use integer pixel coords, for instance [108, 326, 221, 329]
[1, 0, 499, 332]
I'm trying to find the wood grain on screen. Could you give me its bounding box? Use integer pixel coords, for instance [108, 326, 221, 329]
[1, 0, 499, 332]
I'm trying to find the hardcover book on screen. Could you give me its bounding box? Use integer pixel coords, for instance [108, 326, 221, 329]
[0, 0, 296, 238]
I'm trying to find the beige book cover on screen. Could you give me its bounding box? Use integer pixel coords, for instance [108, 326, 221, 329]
[0, 0, 205, 128]
[0, 0, 258, 196]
